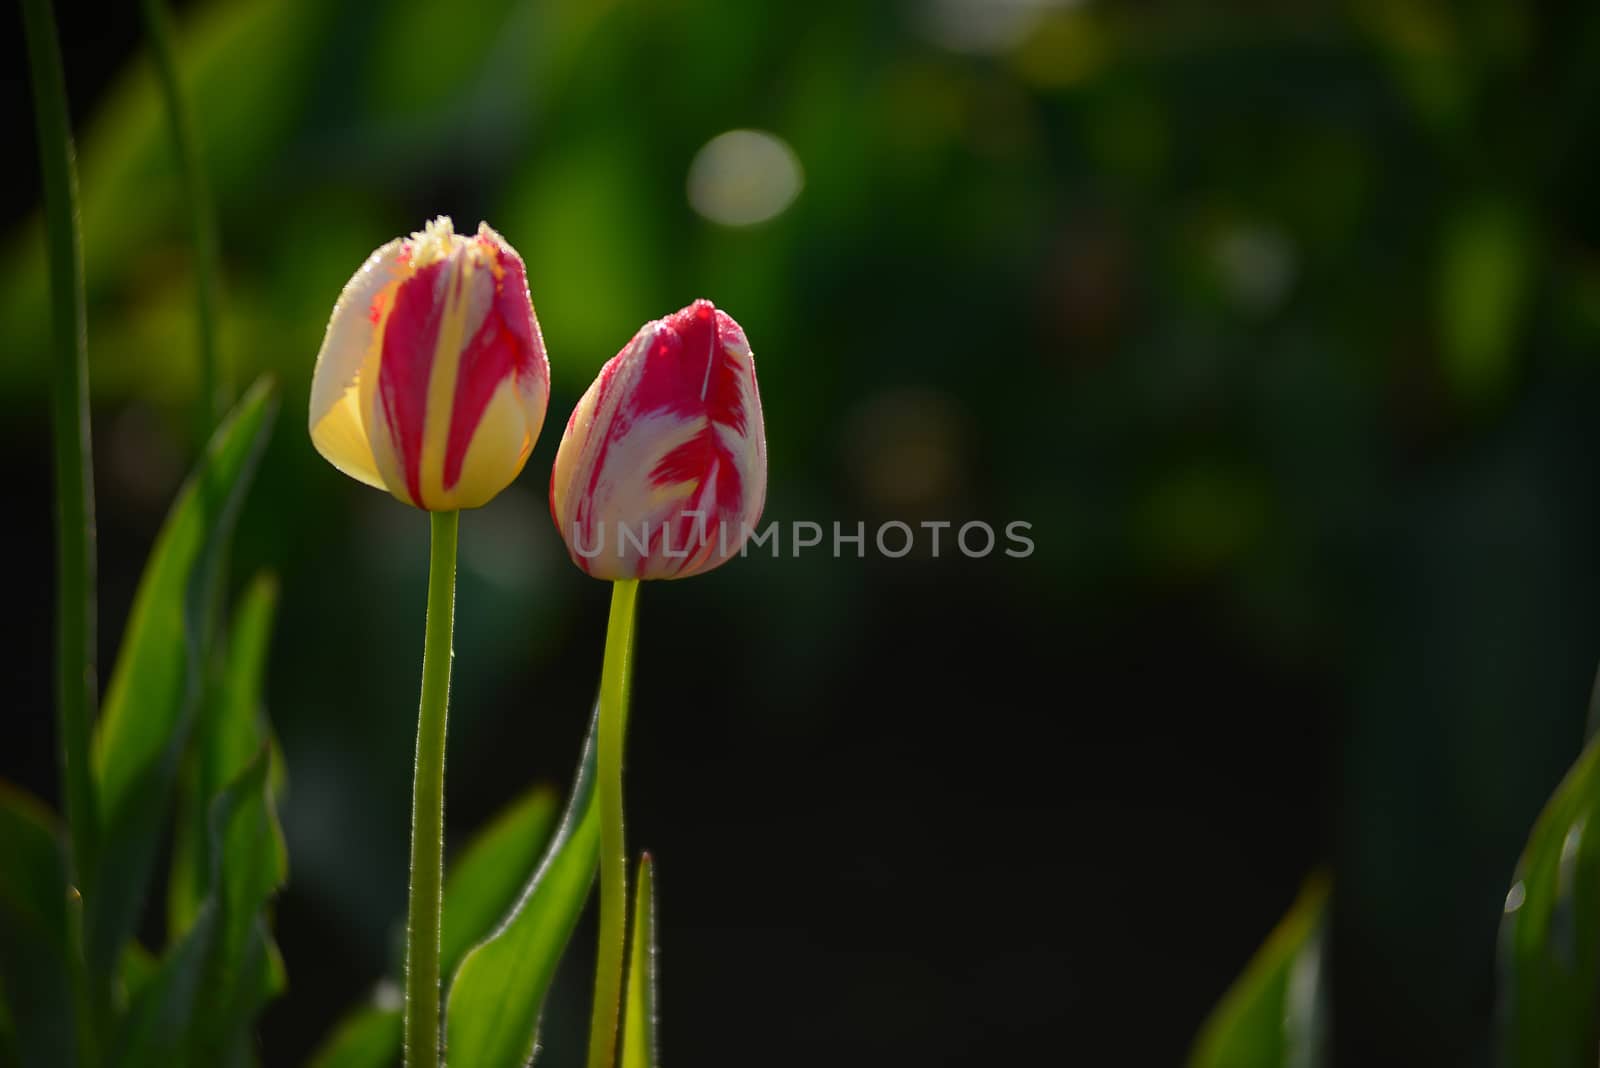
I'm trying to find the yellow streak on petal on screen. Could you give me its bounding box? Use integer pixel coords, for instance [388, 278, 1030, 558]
[311, 387, 384, 489]
[442, 378, 535, 510]
[648, 476, 700, 507]
[418, 251, 477, 507]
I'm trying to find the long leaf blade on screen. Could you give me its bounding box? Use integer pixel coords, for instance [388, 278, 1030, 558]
[113, 745, 284, 1068]
[1497, 737, 1600, 1068]
[307, 784, 563, 1068]
[86, 378, 277, 976]
[0, 783, 81, 1068]
[169, 573, 280, 939]
[305, 1005, 403, 1068]
[440, 786, 560, 982]
[445, 713, 602, 1068]
[1189, 874, 1328, 1068]
[620, 854, 658, 1068]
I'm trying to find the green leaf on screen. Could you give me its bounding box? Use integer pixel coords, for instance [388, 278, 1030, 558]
[113, 745, 285, 1068]
[304, 1005, 402, 1068]
[1189, 874, 1328, 1068]
[0, 782, 83, 1068]
[620, 853, 658, 1068]
[169, 572, 280, 939]
[120, 943, 159, 1005]
[1497, 735, 1600, 1068]
[307, 783, 562, 1068]
[440, 785, 560, 980]
[86, 378, 277, 977]
[445, 712, 602, 1068]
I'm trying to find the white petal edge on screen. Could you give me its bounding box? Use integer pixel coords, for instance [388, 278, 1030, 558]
[309, 238, 405, 490]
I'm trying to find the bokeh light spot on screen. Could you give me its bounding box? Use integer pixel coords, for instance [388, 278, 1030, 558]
[686, 129, 804, 227]
[918, 0, 1083, 55]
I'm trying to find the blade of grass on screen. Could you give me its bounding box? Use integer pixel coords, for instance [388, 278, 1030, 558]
[139, 0, 226, 434]
[20, 0, 99, 901]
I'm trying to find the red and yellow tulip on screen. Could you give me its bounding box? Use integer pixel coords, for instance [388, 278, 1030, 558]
[550, 299, 767, 579]
[309, 217, 550, 510]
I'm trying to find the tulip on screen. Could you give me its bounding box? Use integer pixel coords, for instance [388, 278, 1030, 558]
[308, 217, 550, 1067]
[309, 216, 550, 510]
[551, 300, 765, 1068]
[550, 299, 766, 580]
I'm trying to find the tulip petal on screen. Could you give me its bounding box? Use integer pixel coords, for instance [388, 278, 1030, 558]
[447, 376, 539, 510]
[309, 238, 405, 490]
[311, 219, 548, 510]
[443, 227, 548, 495]
[551, 301, 766, 580]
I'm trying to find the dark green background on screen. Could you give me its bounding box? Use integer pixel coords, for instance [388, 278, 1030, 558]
[7, 1, 1600, 1064]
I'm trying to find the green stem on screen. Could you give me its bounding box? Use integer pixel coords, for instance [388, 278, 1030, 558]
[404, 510, 458, 1068]
[139, 0, 226, 435]
[587, 579, 640, 1068]
[22, 2, 103, 1060]
[21, 0, 100, 911]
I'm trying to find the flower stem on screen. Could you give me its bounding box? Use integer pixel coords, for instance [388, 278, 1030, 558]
[405, 509, 458, 1068]
[21, 0, 100, 909]
[139, 0, 227, 435]
[587, 578, 640, 1068]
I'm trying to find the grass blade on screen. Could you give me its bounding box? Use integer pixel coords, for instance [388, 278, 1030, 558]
[138, 0, 226, 436]
[20, 0, 99, 899]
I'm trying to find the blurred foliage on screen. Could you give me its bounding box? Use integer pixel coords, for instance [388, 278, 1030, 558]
[0, 382, 284, 1066]
[8, 0, 1600, 1064]
[1497, 720, 1600, 1068]
[88, 380, 277, 981]
[1191, 874, 1328, 1068]
[0, 784, 78, 1068]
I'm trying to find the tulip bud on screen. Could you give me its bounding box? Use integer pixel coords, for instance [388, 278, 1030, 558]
[309, 217, 550, 510]
[550, 299, 767, 580]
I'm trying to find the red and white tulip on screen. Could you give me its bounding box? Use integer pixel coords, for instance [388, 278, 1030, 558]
[550, 299, 766, 580]
[309, 217, 550, 510]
